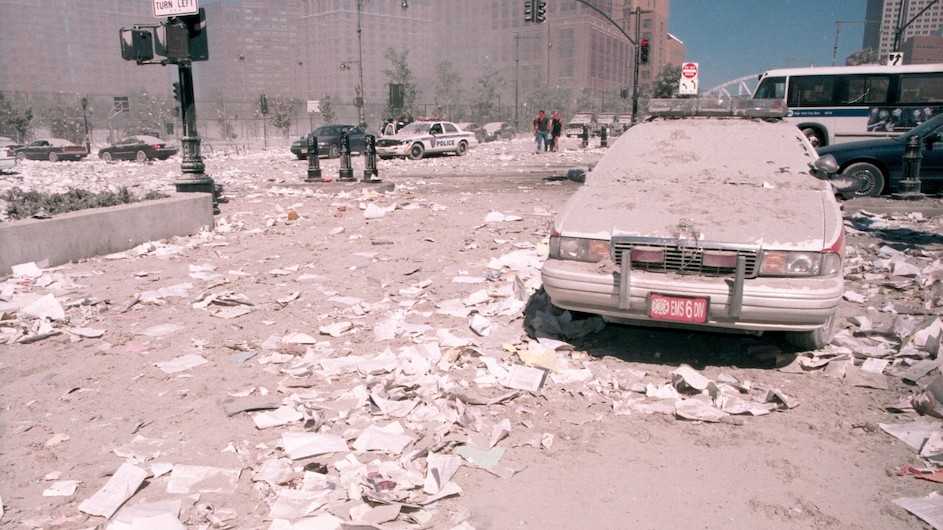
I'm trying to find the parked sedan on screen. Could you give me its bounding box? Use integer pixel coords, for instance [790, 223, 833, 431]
[0, 137, 17, 172]
[290, 124, 367, 159]
[482, 122, 516, 141]
[816, 112, 943, 197]
[15, 138, 88, 162]
[375, 121, 476, 160]
[541, 98, 845, 350]
[455, 122, 487, 143]
[98, 135, 178, 162]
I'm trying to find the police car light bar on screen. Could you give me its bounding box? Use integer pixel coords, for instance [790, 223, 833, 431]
[648, 98, 786, 118]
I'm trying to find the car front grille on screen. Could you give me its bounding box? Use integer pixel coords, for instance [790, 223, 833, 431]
[376, 139, 400, 147]
[611, 237, 759, 277]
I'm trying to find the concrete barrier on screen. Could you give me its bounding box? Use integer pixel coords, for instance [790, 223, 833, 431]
[0, 194, 214, 277]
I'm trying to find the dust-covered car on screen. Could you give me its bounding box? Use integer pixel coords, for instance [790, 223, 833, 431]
[481, 122, 516, 141]
[565, 112, 597, 137]
[98, 135, 178, 162]
[15, 138, 89, 162]
[375, 121, 477, 160]
[455, 122, 487, 143]
[0, 137, 17, 171]
[541, 99, 845, 350]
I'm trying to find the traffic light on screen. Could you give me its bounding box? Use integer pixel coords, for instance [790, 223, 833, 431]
[523, 0, 534, 23]
[260, 94, 268, 115]
[178, 8, 208, 62]
[119, 28, 154, 62]
[172, 82, 181, 102]
[535, 0, 546, 23]
[640, 39, 650, 64]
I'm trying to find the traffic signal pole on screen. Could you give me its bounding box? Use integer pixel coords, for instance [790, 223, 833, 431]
[570, 0, 644, 125]
[174, 60, 215, 210]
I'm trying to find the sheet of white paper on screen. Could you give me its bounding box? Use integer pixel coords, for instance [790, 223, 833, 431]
[351, 424, 414, 454]
[165, 465, 241, 494]
[78, 463, 148, 518]
[282, 432, 349, 460]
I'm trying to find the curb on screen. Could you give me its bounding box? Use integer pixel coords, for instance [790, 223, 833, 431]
[0, 194, 214, 277]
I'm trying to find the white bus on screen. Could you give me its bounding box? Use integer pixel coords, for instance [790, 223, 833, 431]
[752, 63, 943, 147]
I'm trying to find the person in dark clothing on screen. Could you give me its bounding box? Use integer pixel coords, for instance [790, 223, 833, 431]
[533, 110, 550, 153]
[549, 111, 563, 152]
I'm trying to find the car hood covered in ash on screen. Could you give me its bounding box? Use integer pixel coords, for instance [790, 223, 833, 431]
[553, 118, 840, 250]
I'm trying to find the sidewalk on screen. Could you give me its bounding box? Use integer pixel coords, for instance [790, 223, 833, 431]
[841, 194, 943, 217]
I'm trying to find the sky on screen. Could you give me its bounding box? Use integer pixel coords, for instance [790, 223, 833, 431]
[668, 0, 869, 92]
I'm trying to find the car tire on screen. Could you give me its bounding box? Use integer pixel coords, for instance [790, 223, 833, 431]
[100, 152, 112, 162]
[329, 144, 340, 158]
[16, 152, 26, 162]
[456, 141, 468, 156]
[843, 162, 885, 197]
[785, 312, 836, 351]
[49, 152, 58, 162]
[408, 143, 425, 160]
[296, 154, 306, 160]
[135, 150, 147, 162]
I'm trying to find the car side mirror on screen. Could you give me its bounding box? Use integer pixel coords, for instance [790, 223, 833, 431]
[812, 154, 839, 176]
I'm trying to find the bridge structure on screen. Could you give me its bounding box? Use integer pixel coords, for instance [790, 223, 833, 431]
[702, 74, 760, 98]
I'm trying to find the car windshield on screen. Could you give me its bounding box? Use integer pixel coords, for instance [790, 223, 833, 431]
[400, 123, 431, 134]
[903, 112, 943, 139]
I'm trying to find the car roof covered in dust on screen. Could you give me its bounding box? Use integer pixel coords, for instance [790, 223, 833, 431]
[593, 117, 823, 189]
[555, 117, 839, 247]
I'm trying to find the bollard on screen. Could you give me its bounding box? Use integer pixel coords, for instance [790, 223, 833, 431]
[600, 125, 608, 148]
[362, 134, 381, 183]
[892, 135, 925, 200]
[338, 131, 355, 181]
[581, 125, 589, 148]
[305, 134, 322, 182]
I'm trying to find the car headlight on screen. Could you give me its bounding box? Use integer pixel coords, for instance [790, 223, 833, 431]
[549, 235, 609, 262]
[759, 251, 842, 276]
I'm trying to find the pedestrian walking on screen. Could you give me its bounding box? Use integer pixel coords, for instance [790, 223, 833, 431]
[549, 111, 562, 152]
[533, 110, 550, 153]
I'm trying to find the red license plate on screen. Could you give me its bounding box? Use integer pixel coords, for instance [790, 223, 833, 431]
[649, 293, 709, 323]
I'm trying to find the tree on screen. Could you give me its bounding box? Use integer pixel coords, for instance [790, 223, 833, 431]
[468, 68, 504, 123]
[320, 95, 336, 124]
[433, 60, 463, 120]
[526, 84, 572, 120]
[46, 101, 86, 144]
[651, 64, 683, 99]
[383, 48, 420, 118]
[268, 96, 296, 137]
[127, 89, 174, 137]
[0, 93, 34, 142]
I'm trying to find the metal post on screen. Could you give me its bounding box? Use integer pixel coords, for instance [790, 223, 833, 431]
[600, 125, 608, 147]
[80, 96, 90, 153]
[362, 134, 380, 183]
[305, 134, 322, 182]
[338, 131, 354, 181]
[174, 61, 218, 214]
[892, 135, 925, 200]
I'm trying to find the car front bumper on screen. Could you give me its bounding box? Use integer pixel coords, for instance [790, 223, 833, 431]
[376, 144, 409, 157]
[541, 258, 843, 333]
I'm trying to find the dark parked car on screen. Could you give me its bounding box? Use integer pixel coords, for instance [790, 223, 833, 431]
[98, 135, 178, 162]
[15, 138, 88, 162]
[817, 113, 943, 197]
[482, 122, 516, 141]
[455, 122, 487, 143]
[290, 124, 370, 159]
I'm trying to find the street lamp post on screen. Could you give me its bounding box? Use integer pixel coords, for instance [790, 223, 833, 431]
[80, 96, 90, 153]
[354, 0, 408, 127]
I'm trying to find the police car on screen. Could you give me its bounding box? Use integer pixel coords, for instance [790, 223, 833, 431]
[375, 121, 477, 160]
